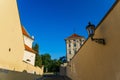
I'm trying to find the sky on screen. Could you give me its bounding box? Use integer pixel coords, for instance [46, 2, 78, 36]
[17, 0, 115, 59]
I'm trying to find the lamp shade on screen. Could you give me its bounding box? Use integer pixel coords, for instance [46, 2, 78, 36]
[86, 22, 95, 37]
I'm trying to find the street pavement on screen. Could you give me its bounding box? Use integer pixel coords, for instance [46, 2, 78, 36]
[40, 74, 72, 80]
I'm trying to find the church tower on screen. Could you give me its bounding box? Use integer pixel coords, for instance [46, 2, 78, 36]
[65, 33, 85, 62]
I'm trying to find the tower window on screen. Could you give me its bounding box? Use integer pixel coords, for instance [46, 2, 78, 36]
[73, 39, 76, 42]
[69, 40, 71, 43]
[69, 50, 71, 54]
[69, 44, 71, 47]
[82, 39, 85, 42]
[74, 49, 77, 54]
[79, 39, 82, 42]
[80, 43, 82, 46]
[74, 43, 76, 47]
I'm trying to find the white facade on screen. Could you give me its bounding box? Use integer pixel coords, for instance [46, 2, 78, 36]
[65, 34, 85, 62]
[23, 50, 35, 66]
[23, 35, 33, 48]
[22, 26, 36, 66]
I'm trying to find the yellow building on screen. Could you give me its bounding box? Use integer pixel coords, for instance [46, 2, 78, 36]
[0, 0, 25, 71]
[0, 0, 43, 79]
[66, 0, 120, 80]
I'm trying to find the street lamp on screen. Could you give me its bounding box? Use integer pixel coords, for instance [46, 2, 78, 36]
[86, 22, 105, 45]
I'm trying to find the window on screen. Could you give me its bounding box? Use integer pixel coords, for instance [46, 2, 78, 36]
[73, 39, 76, 42]
[74, 43, 76, 47]
[69, 50, 71, 54]
[74, 49, 77, 54]
[26, 59, 31, 62]
[80, 43, 82, 46]
[69, 40, 71, 43]
[69, 44, 71, 47]
[82, 39, 85, 42]
[79, 39, 82, 42]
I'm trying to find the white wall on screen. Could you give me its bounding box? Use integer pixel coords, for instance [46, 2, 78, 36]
[66, 38, 85, 61]
[23, 35, 33, 48]
[23, 50, 35, 66]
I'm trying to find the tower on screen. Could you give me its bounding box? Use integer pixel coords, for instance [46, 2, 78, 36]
[65, 33, 85, 62]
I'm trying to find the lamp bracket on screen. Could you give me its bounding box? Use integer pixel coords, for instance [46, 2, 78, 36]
[91, 37, 105, 45]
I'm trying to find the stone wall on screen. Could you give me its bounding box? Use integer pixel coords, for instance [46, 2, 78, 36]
[0, 68, 41, 80]
[60, 63, 67, 76]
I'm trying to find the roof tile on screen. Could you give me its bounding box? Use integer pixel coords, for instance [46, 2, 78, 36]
[21, 26, 34, 40]
[66, 33, 83, 39]
[24, 44, 36, 54]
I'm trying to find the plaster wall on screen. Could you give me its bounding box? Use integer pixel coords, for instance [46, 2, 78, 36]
[67, 1, 120, 80]
[0, 0, 24, 71]
[23, 50, 35, 66]
[66, 38, 85, 61]
[24, 35, 33, 48]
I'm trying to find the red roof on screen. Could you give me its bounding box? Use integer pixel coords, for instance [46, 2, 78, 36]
[66, 33, 83, 39]
[24, 44, 36, 54]
[21, 26, 33, 40]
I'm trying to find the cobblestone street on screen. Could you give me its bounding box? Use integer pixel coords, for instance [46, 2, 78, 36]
[40, 74, 72, 80]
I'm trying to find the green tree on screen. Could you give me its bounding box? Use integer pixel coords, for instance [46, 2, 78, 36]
[35, 54, 42, 67]
[49, 59, 61, 72]
[32, 43, 42, 67]
[41, 53, 67, 73]
[59, 56, 67, 63]
[32, 43, 39, 54]
[41, 53, 51, 72]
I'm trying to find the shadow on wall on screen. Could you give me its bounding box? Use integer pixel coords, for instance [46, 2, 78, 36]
[64, 76, 72, 80]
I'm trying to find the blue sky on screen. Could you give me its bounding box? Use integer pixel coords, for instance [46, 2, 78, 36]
[17, 0, 115, 59]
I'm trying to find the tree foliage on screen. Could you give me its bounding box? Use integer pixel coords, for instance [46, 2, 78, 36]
[32, 43, 39, 54]
[59, 56, 67, 63]
[32, 43, 66, 72]
[35, 54, 42, 67]
[48, 59, 62, 72]
[41, 53, 51, 72]
[32, 43, 42, 67]
[41, 53, 66, 73]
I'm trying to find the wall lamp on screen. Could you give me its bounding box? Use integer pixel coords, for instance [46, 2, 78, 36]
[86, 22, 105, 45]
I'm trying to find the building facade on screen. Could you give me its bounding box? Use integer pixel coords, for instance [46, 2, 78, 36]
[22, 26, 36, 66]
[0, 0, 25, 71]
[65, 33, 85, 62]
[0, 1, 43, 80]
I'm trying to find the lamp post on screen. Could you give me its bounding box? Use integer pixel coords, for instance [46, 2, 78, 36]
[86, 22, 105, 45]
